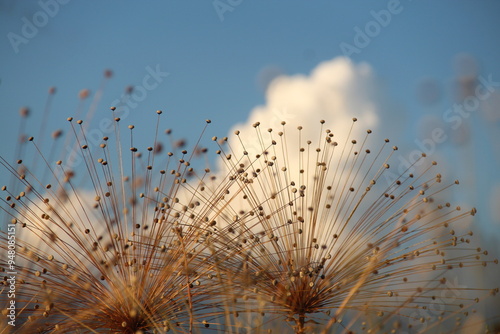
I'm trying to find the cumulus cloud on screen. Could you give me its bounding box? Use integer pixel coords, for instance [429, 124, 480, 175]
[221, 57, 407, 170]
[233, 57, 389, 144]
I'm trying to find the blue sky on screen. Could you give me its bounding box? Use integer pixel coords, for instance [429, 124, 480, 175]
[1, 1, 499, 132]
[1, 1, 500, 241]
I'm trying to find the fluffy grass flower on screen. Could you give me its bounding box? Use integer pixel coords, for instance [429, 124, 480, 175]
[197, 119, 499, 333]
[0, 106, 230, 333]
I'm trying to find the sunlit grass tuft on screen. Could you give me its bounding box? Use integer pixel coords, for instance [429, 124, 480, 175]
[1, 82, 498, 333]
[194, 119, 499, 333]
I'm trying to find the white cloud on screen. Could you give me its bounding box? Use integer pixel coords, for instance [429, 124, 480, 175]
[219, 57, 407, 176]
[231, 57, 389, 147]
